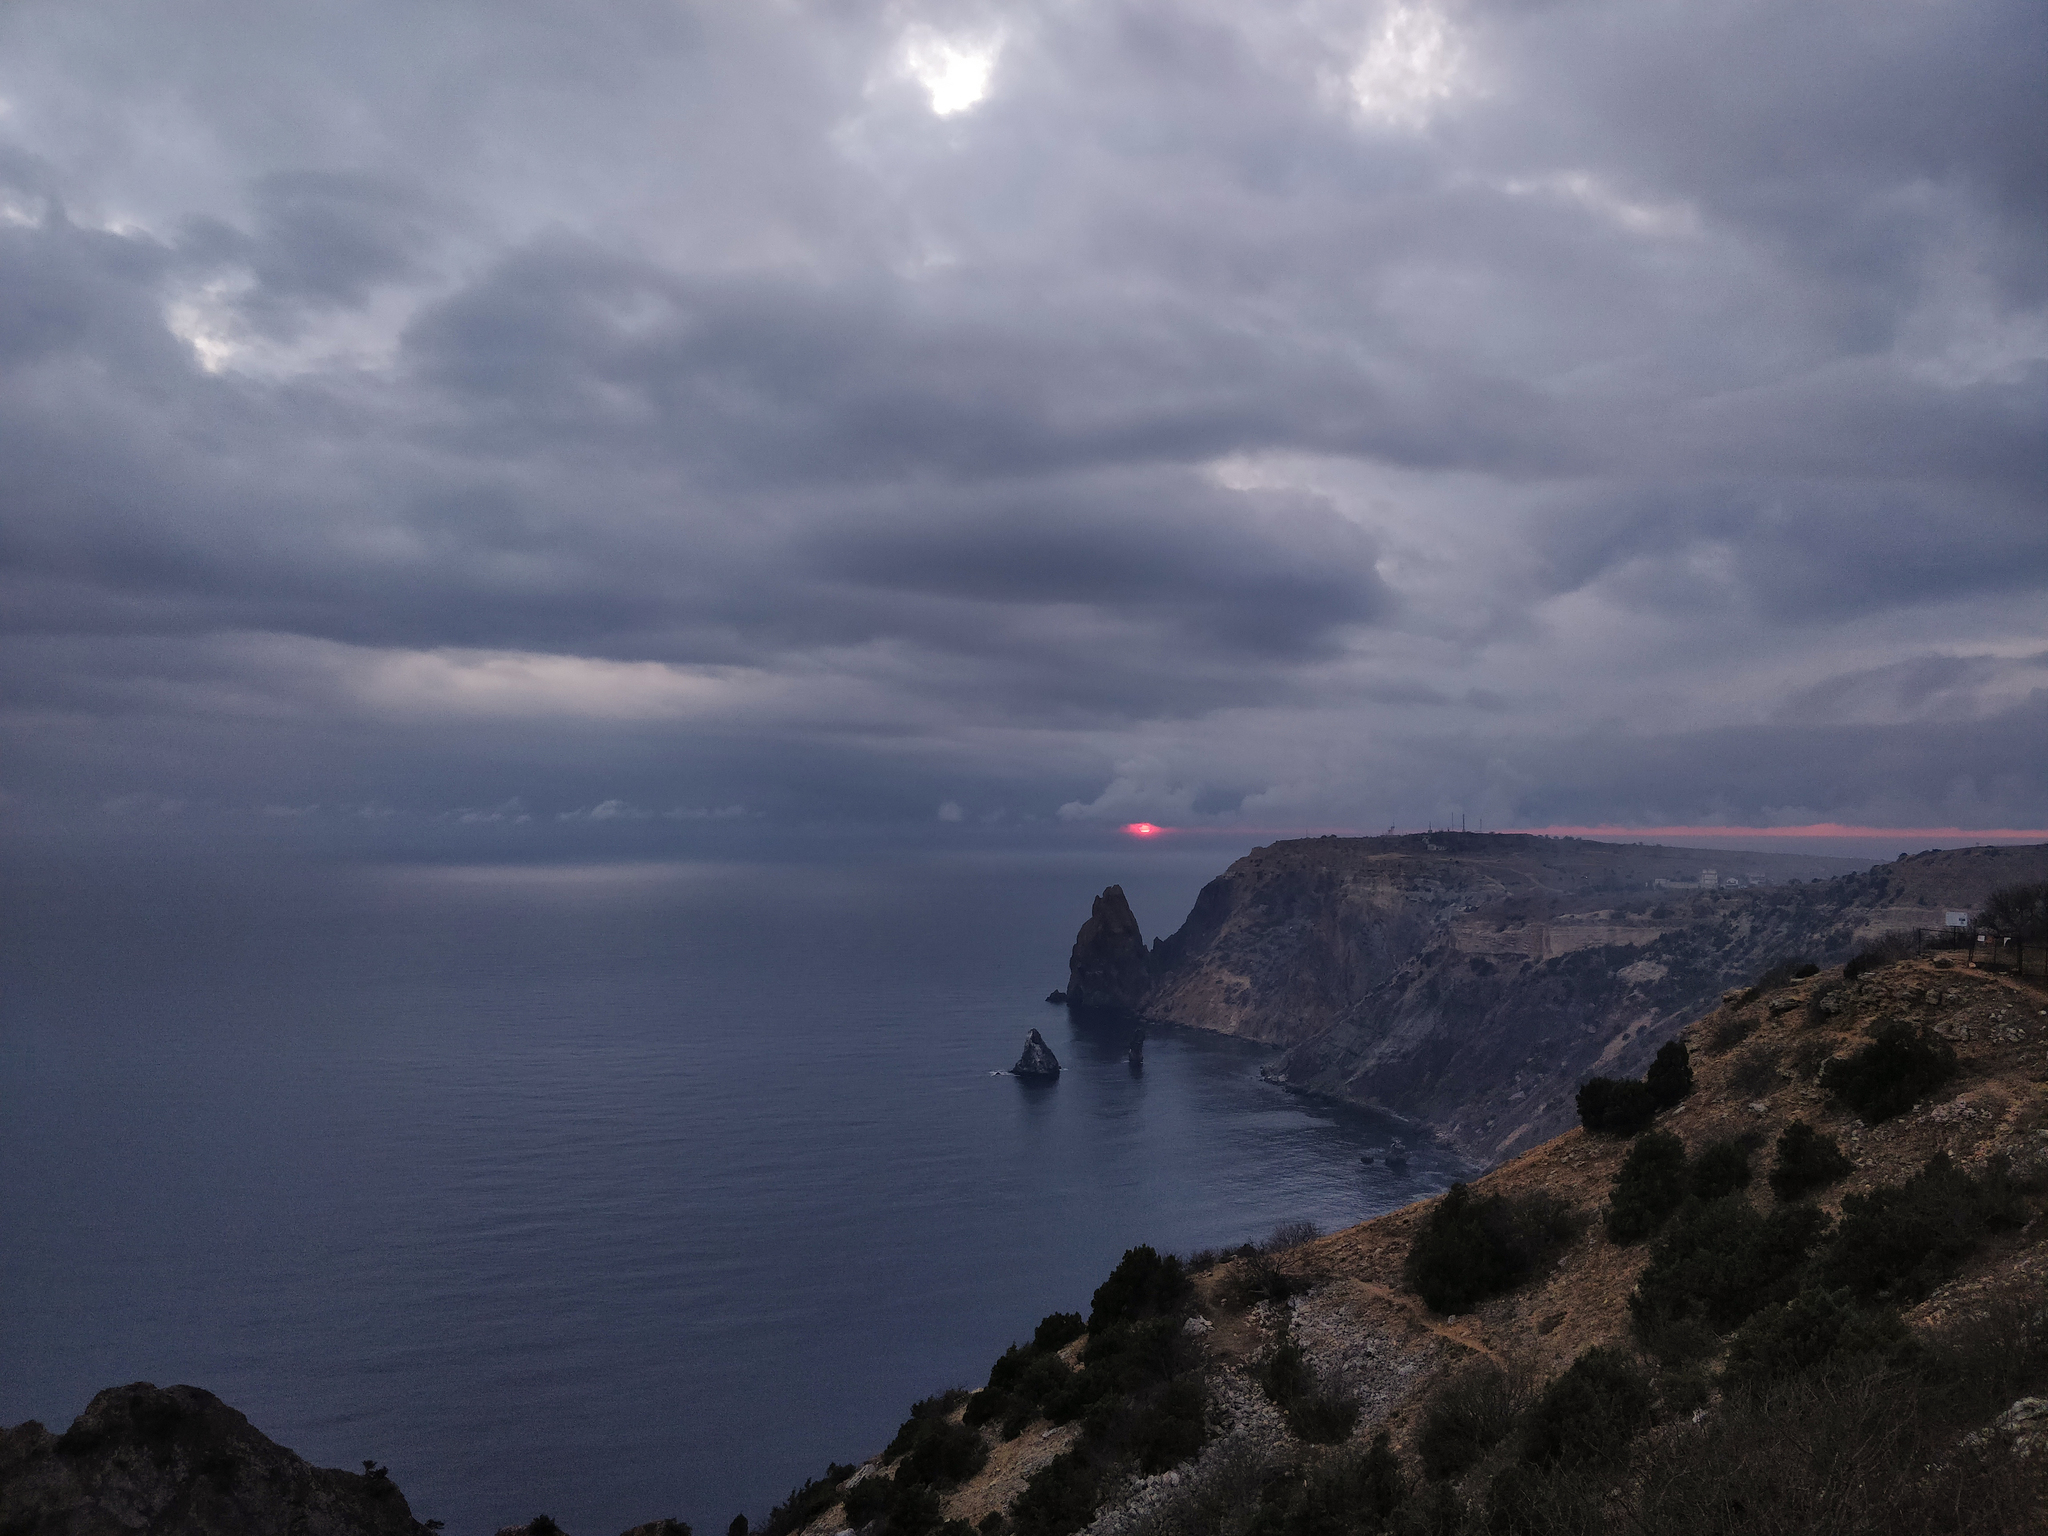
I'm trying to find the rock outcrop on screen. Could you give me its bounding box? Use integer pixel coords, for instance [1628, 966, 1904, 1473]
[1063, 885, 1149, 1013]
[1064, 834, 2048, 1163]
[1011, 1029, 1061, 1078]
[0, 1383, 433, 1536]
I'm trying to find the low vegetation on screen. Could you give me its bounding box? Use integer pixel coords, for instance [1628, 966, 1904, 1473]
[1403, 1184, 1581, 1314]
[1820, 1018, 1956, 1121]
[1577, 1040, 1693, 1137]
[1766, 1119, 1852, 1200]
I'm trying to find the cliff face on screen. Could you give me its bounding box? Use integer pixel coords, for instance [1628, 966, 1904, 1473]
[1064, 884, 1150, 1012]
[0, 1383, 433, 1536]
[1070, 834, 2048, 1162]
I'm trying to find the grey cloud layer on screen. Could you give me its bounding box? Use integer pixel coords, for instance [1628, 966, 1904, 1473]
[1, 0, 2043, 840]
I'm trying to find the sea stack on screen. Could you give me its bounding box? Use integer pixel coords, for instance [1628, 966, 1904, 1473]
[1012, 1028, 1061, 1078]
[1064, 884, 1150, 1013]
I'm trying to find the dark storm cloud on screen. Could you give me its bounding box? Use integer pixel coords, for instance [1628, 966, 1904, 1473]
[0, 0, 2042, 841]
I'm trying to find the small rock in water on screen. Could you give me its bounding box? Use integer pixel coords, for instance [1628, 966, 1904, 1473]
[1012, 1028, 1062, 1078]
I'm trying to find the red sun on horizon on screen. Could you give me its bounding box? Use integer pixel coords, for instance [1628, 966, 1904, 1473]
[1123, 822, 1166, 838]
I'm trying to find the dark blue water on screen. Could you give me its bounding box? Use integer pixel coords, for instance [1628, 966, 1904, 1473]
[0, 851, 1462, 1535]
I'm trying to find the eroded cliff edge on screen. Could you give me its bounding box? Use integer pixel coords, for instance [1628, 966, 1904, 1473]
[1065, 833, 2048, 1163]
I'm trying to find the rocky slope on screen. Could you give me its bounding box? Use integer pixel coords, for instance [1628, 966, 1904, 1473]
[1065, 835, 2048, 1163]
[0, 1383, 436, 1536]
[791, 950, 2048, 1536]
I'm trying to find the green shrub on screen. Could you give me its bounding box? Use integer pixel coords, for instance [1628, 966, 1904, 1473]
[1032, 1313, 1085, 1353]
[1576, 1077, 1659, 1136]
[1821, 1153, 2027, 1303]
[1009, 1450, 1101, 1536]
[897, 1419, 988, 1489]
[886, 1393, 973, 1459]
[1646, 1040, 1694, 1109]
[1087, 1247, 1191, 1333]
[1842, 931, 1921, 980]
[1980, 881, 2048, 942]
[1123, 1377, 1208, 1473]
[1285, 1388, 1360, 1446]
[1769, 1120, 1853, 1200]
[763, 1465, 856, 1536]
[1081, 1316, 1190, 1395]
[1821, 1020, 1956, 1122]
[1517, 1347, 1654, 1468]
[1416, 1363, 1522, 1481]
[1687, 1138, 1753, 1202]
[1246, 1434, 1409, 1536]
[1720, 1288, 1914, 1391]
[1258, 1340, 1314, 1407]
[1630, 1197, 1829, 1355]
[841, 1477, 895, 1527]
[1604, 1131, 1690, 1243]
[1404, 1185, 1580, 1314]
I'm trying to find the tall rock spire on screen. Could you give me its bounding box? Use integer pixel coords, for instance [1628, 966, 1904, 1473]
[1065, 884, 1150, 1013]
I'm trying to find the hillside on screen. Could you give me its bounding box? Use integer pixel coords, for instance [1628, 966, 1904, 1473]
[9, 942, 2046, 1535]
[1065, 836, 2048, 1163]
[778, 945, 2048, 1536]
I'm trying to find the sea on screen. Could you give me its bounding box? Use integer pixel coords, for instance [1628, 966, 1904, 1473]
[0, 847, 1465, 1535]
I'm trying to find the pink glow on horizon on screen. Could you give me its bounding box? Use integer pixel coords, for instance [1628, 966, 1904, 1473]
[1504, 823, 2048, 842]
[1122, 822, 1167, 837]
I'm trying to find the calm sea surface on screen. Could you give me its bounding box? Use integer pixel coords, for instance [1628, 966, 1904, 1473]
[0, 851, 1463, 1535]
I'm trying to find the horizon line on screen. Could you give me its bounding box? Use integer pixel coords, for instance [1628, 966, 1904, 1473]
[1501, 824, 2048, 842]
[1117, 822, 2048, 842]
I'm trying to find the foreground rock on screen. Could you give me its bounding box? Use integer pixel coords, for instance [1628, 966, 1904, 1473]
[1010, 1028, 1061, 1077]
[0, 1383, 433, 1536]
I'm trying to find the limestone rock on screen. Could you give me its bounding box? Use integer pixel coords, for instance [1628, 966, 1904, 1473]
[1065, 885, 1150, 1013]
[0, 1383, 432, 1536]
[1012, 1028, 1062, 1078]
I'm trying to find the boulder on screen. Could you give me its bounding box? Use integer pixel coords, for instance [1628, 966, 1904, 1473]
[1065, 885, 1150, 1013]
[1012, 1028, 1062, 1078]
[0, 1383, 432, 1536]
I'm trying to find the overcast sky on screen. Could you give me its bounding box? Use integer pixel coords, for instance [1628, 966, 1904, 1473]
[3, 0, 2043, 857]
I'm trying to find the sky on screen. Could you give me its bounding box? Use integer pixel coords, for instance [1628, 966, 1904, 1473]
[2, 0, 2044, 861]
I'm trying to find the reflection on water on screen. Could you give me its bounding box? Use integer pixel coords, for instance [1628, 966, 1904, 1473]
[0, 854, 1466, 1535]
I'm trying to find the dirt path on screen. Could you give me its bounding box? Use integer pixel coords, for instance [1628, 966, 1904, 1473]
[1345, 1280, 1507, 1365]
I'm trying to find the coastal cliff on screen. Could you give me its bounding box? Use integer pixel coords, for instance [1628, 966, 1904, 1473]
[1067, 835, 2048, 1162]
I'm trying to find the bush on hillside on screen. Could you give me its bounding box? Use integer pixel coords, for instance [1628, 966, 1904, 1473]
[1516, 1347, 1655, 1468]
[1687, 1138, 1754, 1203]
[1821, 1020, 1957, 1122]
[1821, 1153, 2028, 1303]
[1769, 1121, 1854, 1200]
[1754, 956, 1817, 994]
[1247, 1433, 1409, 1536]
[1416, 1362, 1525, 1481]
[1720, 1289, 1914, 1392]
[1576, 1076, 1661, 1136]
[1032, 1313, 1086, 1353]
[1630, 1197, 1829, 1358]
[763, 1465, 856, 1536]
[1404, 1184, 1581, 1314]
[1262, 1220, 1322, 1253]
[1009, 1451, 1101, 1536]
[885, 1393, 972, 1459]
[1087, 1247, 1191, 1333]
[1842, 930, 1922, 981]
[1980, 881, 2048, 942]
[1646, 1040, 1694, 1109]
[1604, 1131, 1690, 1243]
